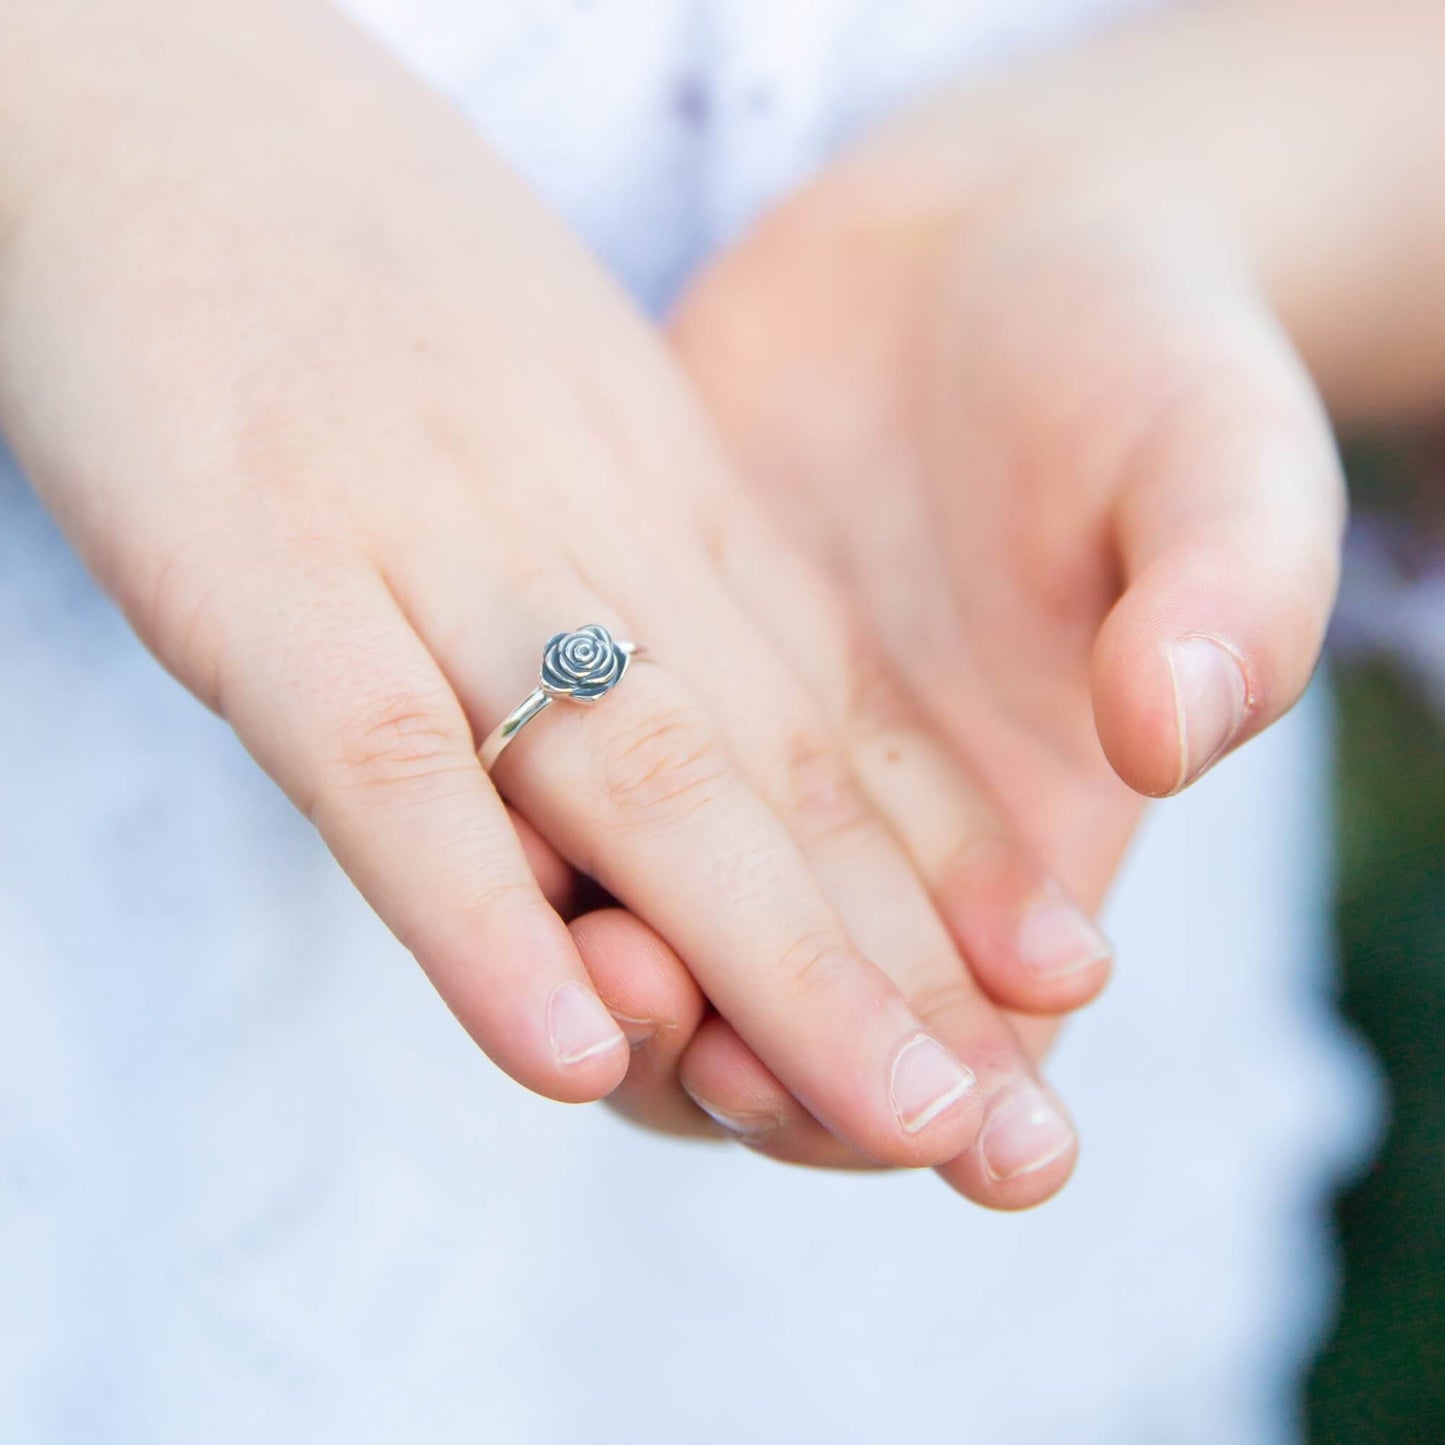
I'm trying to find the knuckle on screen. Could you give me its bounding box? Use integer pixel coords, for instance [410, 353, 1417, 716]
[776, 728, 875, 847]
[597, 702, 730, 826]
[328, 686, 474, 808]
[776, 929, 861, 1001]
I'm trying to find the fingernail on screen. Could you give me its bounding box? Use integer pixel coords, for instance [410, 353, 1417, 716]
[684, 1088, 782, 1140]
[980, 1080, 1076, 1183]
[1016, 889, 1111, 981]
[547, 982, 626, 1066]
[890, 1034, 978, 1135]
[1165, 635, 1249, 792]
[609, 1011, 658, 1050]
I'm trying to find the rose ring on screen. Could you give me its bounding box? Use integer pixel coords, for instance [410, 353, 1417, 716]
[479, 624, 644, 772]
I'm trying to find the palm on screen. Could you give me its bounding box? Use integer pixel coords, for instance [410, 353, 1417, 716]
[670, 169, 1181, 909]
[599, 129, 1342, 1175]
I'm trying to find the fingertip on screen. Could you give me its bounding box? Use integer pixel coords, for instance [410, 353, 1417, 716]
[1098, 487, 1339, 797]
[678, 1020, 891, 1167]
[1159, 632, 1252, 794]
[455, 987, 630, 1106]
[569, 908, 707, 1049]
[939, 1076, 1080, 1211]
[430, 905, 629, 1105]
[678, 1016, 790, 1141]
[544, 979, 633, 1097]
[939, 840, 1112, 1016]
[572, 909, 721, 1136]
[1093, 599, 1183, 798]
[873, 1029, 986, 1168]
[1093, 567, 1262, 799]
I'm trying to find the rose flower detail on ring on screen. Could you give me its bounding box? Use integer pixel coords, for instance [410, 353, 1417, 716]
[540, 624, 629, 702]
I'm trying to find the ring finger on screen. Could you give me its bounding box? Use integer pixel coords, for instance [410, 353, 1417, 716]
[394, 535, 985, 1167]
[543, 512, 1080, 1184]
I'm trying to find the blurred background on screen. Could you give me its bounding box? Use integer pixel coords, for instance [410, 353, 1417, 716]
[1307, 430, 1445, 1441]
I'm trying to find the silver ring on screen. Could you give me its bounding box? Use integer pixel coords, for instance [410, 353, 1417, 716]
[479, 624, 644, 772]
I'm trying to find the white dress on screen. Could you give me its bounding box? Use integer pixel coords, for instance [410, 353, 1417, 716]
[0, 3, 1379, 1441]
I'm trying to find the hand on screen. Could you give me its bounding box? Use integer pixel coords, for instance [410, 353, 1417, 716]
[641, 14, 1345, 1185]
[0, 0, 1106, 1186]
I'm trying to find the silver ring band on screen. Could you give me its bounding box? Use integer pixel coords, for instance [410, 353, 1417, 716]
[479, 624, 644, 772]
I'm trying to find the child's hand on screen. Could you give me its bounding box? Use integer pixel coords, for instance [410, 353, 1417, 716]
[661, 2, 1357, 1195]
[0, 0, 1105, 1176]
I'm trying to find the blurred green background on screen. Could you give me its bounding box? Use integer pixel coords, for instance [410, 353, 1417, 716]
[1305, 439, 1445, 1442]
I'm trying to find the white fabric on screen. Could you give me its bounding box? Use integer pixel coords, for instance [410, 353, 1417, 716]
[0, 3, 1378, 1441]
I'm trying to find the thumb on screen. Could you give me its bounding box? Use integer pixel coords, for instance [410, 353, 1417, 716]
[1092, 326, 1346, 797]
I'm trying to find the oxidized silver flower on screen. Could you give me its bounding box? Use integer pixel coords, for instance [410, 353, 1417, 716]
[540, 624, 628, 702]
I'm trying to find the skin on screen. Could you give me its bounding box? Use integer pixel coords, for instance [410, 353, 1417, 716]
[0, 0, 1112, 1188]
[6, 0, 1443, 1210]
[582, 0, 1445, 1201]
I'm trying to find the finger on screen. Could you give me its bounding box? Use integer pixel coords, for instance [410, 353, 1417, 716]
[213, 553, 628, 1102]
[619, 561, 1086, 1195]
[655, 519, 1085, 1196]
[602, 526, 1087, 1197]
[712, 510, 1111, 1015]
[847, 705, 1112, 1016]
[679, 1016, 880, 1165]
[518, 656, 982, 1165]
[509, 805, 578, 915]
[570, 908, 718, 1139]
[1093, 323, 1346, 797]
[402, 563, 983, 1168]
[934, 1069, 1079, 1208]
[591, 555, 1073, 1166]
[578, 888, 1076, 1160]
[681, 1015, 1078, 1206]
